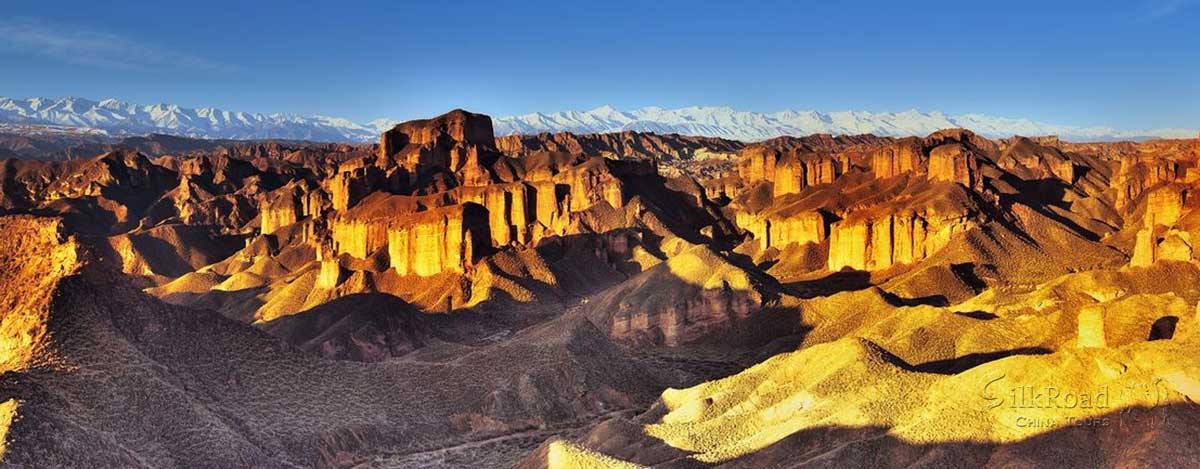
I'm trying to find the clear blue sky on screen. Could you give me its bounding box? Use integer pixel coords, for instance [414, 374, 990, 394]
[1, 0, 1196, 129]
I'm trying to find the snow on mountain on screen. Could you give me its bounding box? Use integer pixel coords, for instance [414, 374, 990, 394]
[0, 97, 379, 142]
[1, 97, 1193, 143]
[493, 105, 1197, 142]
[366, 118, 401, 134]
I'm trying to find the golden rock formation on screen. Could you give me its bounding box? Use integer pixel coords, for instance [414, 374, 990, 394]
[379, 109, 500, 186]
[828, 210, 970, 271]
[386, 205, 485, 276]
[261, 182, 324, 235]
[772, 211, 828, 249]
[562, 159, 627, 211]
[1076, 305, 1106, 347]
[326, 162, 384, 212]
[532, 180, 568, 234]
[0, 216, 78, 372]
[1131, 227, 1158, 267]
[330, 217, 389, 260]
[870, 139, 922, 179]
[738, 146, 778, 183]
[1132, 227, 1194, 267]
[461, 183, 532, 246]
[1144, 185, 1186, 228]
[771, 152, 841, 197]
[927, 143, 979, 187]
[315, 244, 342, 289]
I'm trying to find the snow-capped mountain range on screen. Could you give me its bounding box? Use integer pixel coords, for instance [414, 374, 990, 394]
[0, 97, 381, 142]
[493, 105, 1196, 142]
[2, 97, 1194, 143]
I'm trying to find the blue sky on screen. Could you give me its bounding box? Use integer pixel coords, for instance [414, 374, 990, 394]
[1, 0, 1196, 129]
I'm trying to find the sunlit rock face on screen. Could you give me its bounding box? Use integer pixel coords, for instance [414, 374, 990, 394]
[315, 244, 342, 289]
[324, 154, 653, 278]
[738, 211, 828, 251]
[727, 129, 1005, 277]
[1144, 185, 1187, 228]
[0, 216, 79, 372]
[328, 195, 490, 277]
[330, 216, 389, 260]
[1130, 184, 1194, 267]
[1076, 305, 1106, 348]
[260, 181, 325, 235]
[379, 109, 499, 184]
[531, 180, 568, 234]
[772, 152, 842, 197]
[326, 162, 384, 212]
[460, 183, 533, 246]
[738, 146, 779, 184]
[1131, 227, 1159, 267]
[386, 204, 489, 276]
[1111, 155, 1189, 211]
[311, 110, 665, 279]
[870, 138, 923, 179]
[562, 158, 628, 211]
[1132, 225, 1195, 267]
[827, 210, 972, 271]
[737, 145, 847, 197]
[927, 143, 979, 187]
[766, 211, 828, 249]
[997, 137, 1077, 183]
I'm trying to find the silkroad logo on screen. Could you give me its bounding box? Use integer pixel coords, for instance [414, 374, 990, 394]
[982, 376, 1111, 410]
[980, 374, 1172, 429]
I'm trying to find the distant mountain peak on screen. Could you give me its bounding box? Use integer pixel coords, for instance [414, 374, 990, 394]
[0, 96, 377, 142]
[0, 97, 1195, 143]
[492, 105, 1196, 142]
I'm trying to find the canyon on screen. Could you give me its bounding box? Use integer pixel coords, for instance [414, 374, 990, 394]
[1, 108, 1200, 468]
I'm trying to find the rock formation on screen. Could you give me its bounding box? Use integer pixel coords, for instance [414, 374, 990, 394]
[1076, 305, 1106, 347]
[386, 204, 488, 276]
[497, 130, 743, 179]
[927, 143, 979, 187]
[870, 138, 923, 179]
[587, 245, 781, 346]
[260, 181, 325, 234]
[1130, 185, 1194, 266]
[379, 109, 500, 185]
[5, 109, 1200, 468]
[827, 209, 973, 271]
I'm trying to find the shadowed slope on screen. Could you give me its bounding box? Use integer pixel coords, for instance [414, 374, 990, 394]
[0, 215, 667, 467]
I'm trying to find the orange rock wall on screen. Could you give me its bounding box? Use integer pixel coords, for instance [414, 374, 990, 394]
[828, 211, 971, 271]
[927, 144, 978, 187]
[871, 143, 922, 179]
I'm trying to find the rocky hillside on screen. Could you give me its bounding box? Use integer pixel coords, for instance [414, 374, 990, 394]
[496, 130, 743, 179]
[2, 108, 1200, 467]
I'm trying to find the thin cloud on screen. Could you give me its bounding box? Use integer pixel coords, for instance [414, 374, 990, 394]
[0, 17, 234, 72]
[1143, 0, 1195, 19]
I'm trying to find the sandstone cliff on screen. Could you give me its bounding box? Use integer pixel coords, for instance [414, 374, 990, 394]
[497, 130, 743, 179]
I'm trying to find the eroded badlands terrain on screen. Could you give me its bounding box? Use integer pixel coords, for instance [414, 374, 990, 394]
[1, 110, 1199, 467]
